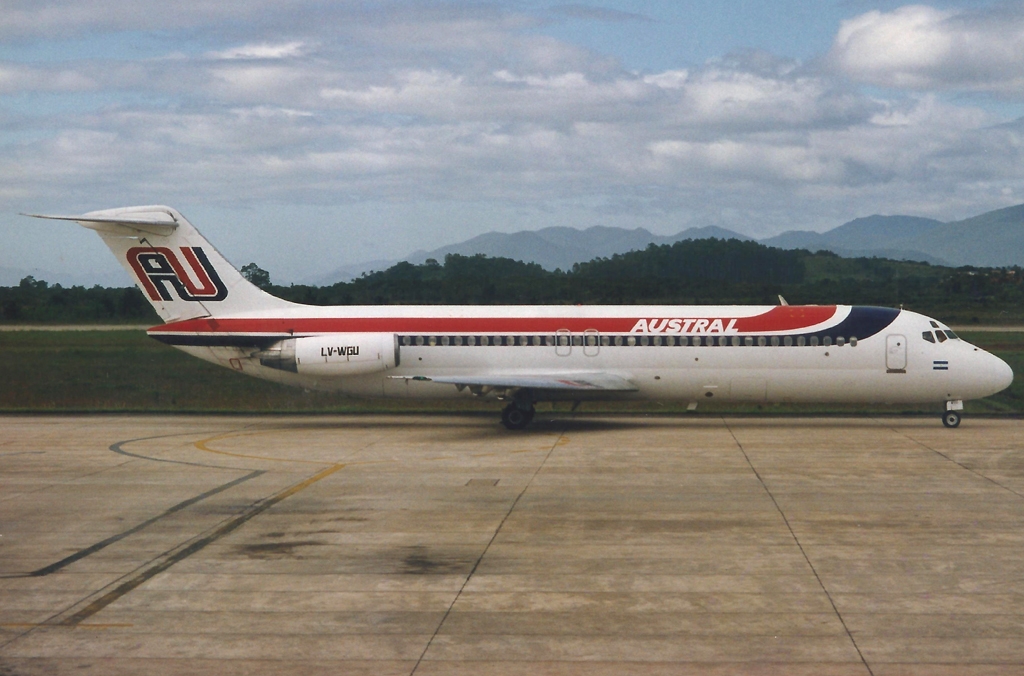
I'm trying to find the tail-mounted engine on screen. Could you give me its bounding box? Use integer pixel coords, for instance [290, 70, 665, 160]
[256, 333, 398, 376]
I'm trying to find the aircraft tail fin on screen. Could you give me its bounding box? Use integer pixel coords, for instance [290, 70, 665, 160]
[27, 206, 296, 323]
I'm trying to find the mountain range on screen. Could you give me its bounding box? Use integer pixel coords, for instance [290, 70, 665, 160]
[10, 203, 1023, 287]
[318, 203, 1024, 283]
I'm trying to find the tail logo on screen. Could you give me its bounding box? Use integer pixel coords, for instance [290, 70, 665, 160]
[127, 246, 228, 302]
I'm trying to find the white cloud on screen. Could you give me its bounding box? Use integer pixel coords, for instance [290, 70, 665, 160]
[829, 4, 1024, 94]
[4, 2, 1024, 282]
[0, 0, 318, 37]
[209, 41, 307, 60]
[0, 63, 96, 93]
[642, 70, 688, 89]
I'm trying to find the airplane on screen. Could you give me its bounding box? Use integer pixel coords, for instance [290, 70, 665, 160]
[29, 205, 1013, 430]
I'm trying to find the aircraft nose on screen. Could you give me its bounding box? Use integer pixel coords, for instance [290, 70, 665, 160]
[959, 348, 1013, 400]
[991, 353, 1014, 393]
[975, 349, 1014, 397]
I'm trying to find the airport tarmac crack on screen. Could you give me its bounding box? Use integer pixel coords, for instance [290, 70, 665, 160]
[22, 469, 265, 578]
[408, 428, 566, 676]
[724, 420, 875, 676]
[889, 424, 1024, 501]
[49, 462, 345, 628]
[0, 430, 346, 651]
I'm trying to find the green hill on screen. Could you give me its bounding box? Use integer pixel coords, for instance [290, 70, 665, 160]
[4, 238, 1023, 325]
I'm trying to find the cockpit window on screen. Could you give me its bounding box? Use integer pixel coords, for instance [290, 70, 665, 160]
[944, 330, 958, 340]
[922, 331, 935, 343]
[929, 321, 939, 328]
[936, 331, 947, 343]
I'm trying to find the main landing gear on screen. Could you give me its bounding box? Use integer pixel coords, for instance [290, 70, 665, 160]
[501, 402, 535, 430]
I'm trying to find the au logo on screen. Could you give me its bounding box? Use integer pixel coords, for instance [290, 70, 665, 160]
[127, 246, 228, 302]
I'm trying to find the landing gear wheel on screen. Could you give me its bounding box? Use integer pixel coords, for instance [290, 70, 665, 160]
[501, 404, 535, 430]
[942, 411, 961, 428]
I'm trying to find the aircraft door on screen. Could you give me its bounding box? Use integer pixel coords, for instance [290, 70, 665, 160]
[583, 329, 600, 357]
[556, 329, 572, 357]
[886, 334, 907, 372]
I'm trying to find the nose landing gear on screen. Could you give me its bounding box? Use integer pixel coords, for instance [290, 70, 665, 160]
[942, 400, 963, 428]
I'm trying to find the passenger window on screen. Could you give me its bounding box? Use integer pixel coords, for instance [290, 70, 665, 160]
[558, 335, 569, 347]
[615, 336, 623, 346]
[771, 336, 780, 347]
[784, 336, 793, 347]
[415, 336, 425, 346]
[810, 336, 819, 347]
[665, 336, 676, 346]
[850, 337, 857, 347]
[797, 336, 806, 347]
[441, 336, 449, 346]
[652, 335, 661, 346]
[922, 331, 935, 343]
[401, 336, 410, 346]
[837, 336, 845, 347]
[823, 336, 832, 347]
[757, 336, 766, 347]
[679, 336, 688, 346]
[428, 336, 437, 346]
[572, 335, 583, 346]
[945, 330, 958, 340]
[491, 336, 500, 346]
[733, 336, 741, 347]
[936, 331, 947, 343]
[744, 336, 753, 347]
[601, 336, 611, 346]
[627, 336, 636, 346]
[546, 335, 555, 346]
[640, 336, 650, 346]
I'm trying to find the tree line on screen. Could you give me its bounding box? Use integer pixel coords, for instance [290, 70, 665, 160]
[3, 238, 1022, 324]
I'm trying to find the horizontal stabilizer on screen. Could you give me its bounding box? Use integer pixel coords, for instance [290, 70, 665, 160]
[24, 208, 179, 237]
[391, 372, 638, 392]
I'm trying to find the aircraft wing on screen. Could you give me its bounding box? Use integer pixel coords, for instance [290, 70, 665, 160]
[391, 372, 639, 392]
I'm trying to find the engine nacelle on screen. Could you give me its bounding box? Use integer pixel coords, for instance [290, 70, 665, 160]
[257, 333, 398, 376]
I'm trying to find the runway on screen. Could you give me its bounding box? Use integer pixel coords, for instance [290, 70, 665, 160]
[2, 414, 1024, 675]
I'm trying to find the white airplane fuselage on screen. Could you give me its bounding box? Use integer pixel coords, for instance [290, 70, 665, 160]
[31, 205, 1012, 428]
[154, 303, 1011, 407]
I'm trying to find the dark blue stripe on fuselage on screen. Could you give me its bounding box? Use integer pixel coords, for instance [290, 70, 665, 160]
[802, 306, 900, 341]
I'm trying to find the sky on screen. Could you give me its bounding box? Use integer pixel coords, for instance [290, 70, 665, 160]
[2, 0, 1024, 285]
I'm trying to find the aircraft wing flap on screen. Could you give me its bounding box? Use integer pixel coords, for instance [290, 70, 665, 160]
[392, 372, 638, 392]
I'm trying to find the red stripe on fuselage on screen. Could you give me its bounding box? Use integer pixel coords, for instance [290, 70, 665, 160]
[732, 305, 837, 332]
[150, 306, 838, 336]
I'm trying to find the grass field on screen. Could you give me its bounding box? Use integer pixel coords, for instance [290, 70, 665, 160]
[1, 329, 1021, 416]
